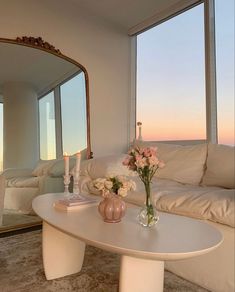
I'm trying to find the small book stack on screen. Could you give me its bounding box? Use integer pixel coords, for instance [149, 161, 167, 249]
[54, 194, 97, 211]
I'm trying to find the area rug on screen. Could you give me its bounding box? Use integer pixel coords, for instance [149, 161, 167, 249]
[0, 230, 208, 292]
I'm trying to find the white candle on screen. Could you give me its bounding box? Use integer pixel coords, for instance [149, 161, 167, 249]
[75, 151, 81, 174]
[64, 152, 69, 176]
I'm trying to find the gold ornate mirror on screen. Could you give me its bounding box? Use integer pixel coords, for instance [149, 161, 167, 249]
[0, 36, 91, 234]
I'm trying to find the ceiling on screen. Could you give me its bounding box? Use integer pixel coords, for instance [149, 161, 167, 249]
[0, 42, 79, 96]
[72, 0, 184, 31]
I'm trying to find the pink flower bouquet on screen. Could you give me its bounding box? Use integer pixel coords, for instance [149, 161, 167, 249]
[123, 146, 165, 227]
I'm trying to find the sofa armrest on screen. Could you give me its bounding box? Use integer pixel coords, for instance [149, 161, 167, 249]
[0, 168, 33, 179]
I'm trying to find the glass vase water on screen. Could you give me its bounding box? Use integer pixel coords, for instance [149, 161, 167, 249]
[138, 181, 159, 227]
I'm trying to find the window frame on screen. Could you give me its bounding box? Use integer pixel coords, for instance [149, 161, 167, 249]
[131, 0, 222, 145]
[38, 90, 57, 160]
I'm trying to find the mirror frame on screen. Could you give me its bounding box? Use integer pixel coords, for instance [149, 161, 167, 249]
[0, 36, 92, 234]
[0, 36, 92, 159]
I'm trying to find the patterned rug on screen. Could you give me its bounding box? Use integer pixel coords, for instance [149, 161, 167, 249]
[0, 230, 208, 292]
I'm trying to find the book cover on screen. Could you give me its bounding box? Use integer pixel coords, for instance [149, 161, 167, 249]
[54, 194, 98, 211]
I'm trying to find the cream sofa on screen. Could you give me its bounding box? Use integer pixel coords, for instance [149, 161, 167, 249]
[0, 157, 76, 215]
[78, 143, 235, 292]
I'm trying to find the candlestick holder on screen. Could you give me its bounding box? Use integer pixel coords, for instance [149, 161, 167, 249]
[73, 171, 80, 196]
[63, 174, 71, 196]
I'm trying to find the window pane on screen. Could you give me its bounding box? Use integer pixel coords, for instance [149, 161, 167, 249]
[215, 0, 235, 145]
[137, 4, 206, 141]
[0, 104, 3, 171]
[39, 92, 56, 160]
[60, 73, 87, 155]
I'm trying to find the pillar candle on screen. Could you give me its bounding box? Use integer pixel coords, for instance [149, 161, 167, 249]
[75, 151, 81, 174]
[64, 152, 69, 176]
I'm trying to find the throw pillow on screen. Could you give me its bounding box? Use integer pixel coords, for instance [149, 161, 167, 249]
[80, 154, 131, 179]
[32, 159, 56, 176]
[133, 141, 208, 185]
[202, 143, 235, 188]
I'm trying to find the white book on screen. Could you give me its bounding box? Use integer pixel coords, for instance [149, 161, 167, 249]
[54, 194, 98, 212]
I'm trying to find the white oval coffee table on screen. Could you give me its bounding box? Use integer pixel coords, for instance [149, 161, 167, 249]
[33, 193, 222, 292]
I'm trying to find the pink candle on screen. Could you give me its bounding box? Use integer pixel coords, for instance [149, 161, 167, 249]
[75, 151, 81, 173]
[64, 152, 69, 176]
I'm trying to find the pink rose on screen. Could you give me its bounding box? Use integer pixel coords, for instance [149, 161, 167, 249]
[135, 154, 143, 161]
[123, 156, 131, 166]
[135, 157, 147, 169]
[148, 156, 159, 166]
[149, 147, 157, 156]
[143, 148, 151, 157]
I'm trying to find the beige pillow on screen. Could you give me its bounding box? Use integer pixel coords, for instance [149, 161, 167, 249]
[49, 157, 76, 177]
[80, 154, 130, 179]
[133, 141, 208, 185]
[202, 143, 235, 189]
[32, 159, 56, 176]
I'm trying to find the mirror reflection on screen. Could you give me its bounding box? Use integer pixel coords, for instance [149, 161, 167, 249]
[0, 39, 90, 233]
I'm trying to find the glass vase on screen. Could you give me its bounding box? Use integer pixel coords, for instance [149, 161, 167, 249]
[138, 181, 159, 227]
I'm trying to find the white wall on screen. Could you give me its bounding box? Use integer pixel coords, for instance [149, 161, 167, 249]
[3, 82, 39, 169]
[0, 0, 131, 158]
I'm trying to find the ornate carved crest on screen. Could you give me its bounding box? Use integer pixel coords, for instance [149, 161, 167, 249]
[16, 36, 61, 54]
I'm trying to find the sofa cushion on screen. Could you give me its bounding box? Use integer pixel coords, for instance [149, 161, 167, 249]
[80, 154, 131, 180]
[6, 176, 40, 188]
[202, 143, 235, 189]
[1, 168, 33, 179]
[155, 185, 235, 228]
[81, 168, 235, 227]
[121, 177, 235, 227]
[32, 159, 56, 176]
[133, 141, 207, 185]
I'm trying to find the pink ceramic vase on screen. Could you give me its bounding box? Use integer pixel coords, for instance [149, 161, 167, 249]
[98, 193, 126, 223]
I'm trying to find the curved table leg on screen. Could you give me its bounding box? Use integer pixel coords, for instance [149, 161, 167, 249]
[42, 221, 86, 280]
[119, 255, 164, 292]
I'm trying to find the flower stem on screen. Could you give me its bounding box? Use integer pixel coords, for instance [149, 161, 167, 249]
[144, 181, 150, 207]
[144, 181, 154, 226]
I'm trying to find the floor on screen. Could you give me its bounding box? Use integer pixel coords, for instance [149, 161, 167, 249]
[0, 230, 209, 292]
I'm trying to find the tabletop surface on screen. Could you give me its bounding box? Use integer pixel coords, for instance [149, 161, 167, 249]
[32, 193, 223, 261]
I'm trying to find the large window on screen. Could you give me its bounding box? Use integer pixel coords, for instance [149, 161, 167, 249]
[39, 92, 56, 160]
[61, 73, 87, 155]
[136, 1, 235, 146]
[215, 0, 234, 145]
[0, 103, 3, 171]
[137, 4, 206, 141]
